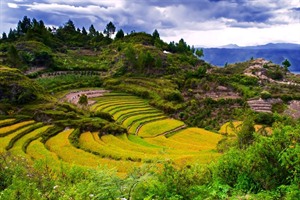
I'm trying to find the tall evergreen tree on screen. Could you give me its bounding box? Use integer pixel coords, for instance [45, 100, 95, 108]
[64, 20, 76, 33]
[104, 22, 116, 38]
[152, 29, 160, 39]
[89, 24, 97, 37]
[1, 32, 7, 40]
[82, 27, 88, 35]
[8, 29, 16, 41]
[115, 29, 124, 39]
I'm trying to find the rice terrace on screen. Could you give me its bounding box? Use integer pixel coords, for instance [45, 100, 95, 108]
[0, 12, 300, 199]
[0, 89, 222, 174]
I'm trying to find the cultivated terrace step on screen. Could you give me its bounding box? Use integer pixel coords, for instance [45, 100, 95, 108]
[247, 98, 273, 113]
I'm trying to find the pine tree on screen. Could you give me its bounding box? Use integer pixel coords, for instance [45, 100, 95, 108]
[152, 29, 160, 39]
[115, 29, 124, 39]
[282, 59, 291, 71]
[104, 22, 116, 38]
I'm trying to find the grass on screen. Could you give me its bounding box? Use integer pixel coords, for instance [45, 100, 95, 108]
[0, 120, 35, 136]
[138, 119, 185, 137]
[0, 123, 38, 152]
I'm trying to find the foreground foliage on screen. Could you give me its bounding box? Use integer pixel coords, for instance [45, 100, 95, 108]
[1, 120, 300, 200]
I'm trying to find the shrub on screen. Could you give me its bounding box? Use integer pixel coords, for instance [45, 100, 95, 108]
[261, 90, 272, 99]
[91, 111, 114, 122]
[164, 91, 184, 102]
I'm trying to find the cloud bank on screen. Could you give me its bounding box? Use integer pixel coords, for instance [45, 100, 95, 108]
[1, 0, 300, 46]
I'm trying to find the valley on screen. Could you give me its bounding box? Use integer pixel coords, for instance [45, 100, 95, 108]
[0, 16, 299, 199]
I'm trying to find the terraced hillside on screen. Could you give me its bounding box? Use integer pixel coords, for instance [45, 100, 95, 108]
[0, 92, 223, 174]
[90, 94, 187, 137]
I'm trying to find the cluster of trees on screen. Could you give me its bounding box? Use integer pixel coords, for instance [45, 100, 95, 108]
[0, 16, 122, 49]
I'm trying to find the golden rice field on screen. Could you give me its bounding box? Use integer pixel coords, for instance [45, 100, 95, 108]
[128, 116, 168, 134]
[0, 118, 15, 126]
[0, 123, 39, 152]
[0, 93, 226, 174]
[0, 120, 35, 135]
[122, 113, 164, 127]
[219, 121, 272, 136]
[46, 129, 139, 173]
[138, 119, 185, 137]
[219, 121, 242, 135]
[9, 125, 53, 158]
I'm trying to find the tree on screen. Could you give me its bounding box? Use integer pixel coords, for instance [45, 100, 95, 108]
[64, 20, 76, 33]
[115, 29, 124, 39]
[282, 59, 291, 71]
[104, 22, 116, 38]
[88, 24, 97, 37]
[1, 32, 7, 40]
[177, 38, 188, 53]
[195, 49, 204, 57]
[78, 94, 88, 106]
[82, 27, 87, 36]
[237, 116, 255, 149]
[7, 45, 21, 67]
[8, 29, 16, 41]
[152, 29, 160, 39]
[17, 16, 31, 35]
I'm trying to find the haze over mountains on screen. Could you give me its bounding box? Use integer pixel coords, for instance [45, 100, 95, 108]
[202, 43, 300, 72]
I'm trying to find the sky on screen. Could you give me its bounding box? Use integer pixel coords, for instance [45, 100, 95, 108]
[1, 0, 300, 47]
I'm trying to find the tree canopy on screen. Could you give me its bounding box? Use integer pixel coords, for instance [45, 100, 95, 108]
[104, 22, 116, 38]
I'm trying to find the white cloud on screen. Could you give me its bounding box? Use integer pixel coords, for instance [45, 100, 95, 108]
[7, 3, 19, 8]
[2, 0, 300, 46]
[161, 23, 300, 47]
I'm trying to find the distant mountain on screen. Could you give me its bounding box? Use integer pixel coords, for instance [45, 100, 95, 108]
[217, 43, 300, 49]
[241, 43, 300, 50]
[202, 43, 300, 72]
[218, 44, 240, 49]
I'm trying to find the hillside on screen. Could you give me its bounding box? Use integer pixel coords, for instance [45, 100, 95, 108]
[0, 17, 299, 199]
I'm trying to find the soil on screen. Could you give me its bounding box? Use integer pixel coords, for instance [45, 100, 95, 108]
[284, 100, 300, 119]
[64, 89, 109, 105]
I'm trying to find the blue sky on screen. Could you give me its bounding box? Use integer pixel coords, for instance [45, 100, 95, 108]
[1, 0, 300, 47]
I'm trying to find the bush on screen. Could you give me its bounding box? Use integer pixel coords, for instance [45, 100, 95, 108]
[254, 112, 274, 126]
[91, 111, 114, 122]
[164, 91, 184, 102]
[101, 123, 127, 136]
[261, 90, 272, 99]
[214, 124, 300, 193]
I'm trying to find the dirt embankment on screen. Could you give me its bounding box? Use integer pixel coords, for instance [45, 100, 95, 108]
[64, 89, 109, 105]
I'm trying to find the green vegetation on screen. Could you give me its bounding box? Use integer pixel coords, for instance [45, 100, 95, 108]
[1, 16, 300, 199]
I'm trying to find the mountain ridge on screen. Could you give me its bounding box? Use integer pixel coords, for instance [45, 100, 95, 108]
[215, 43, 300, 49]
